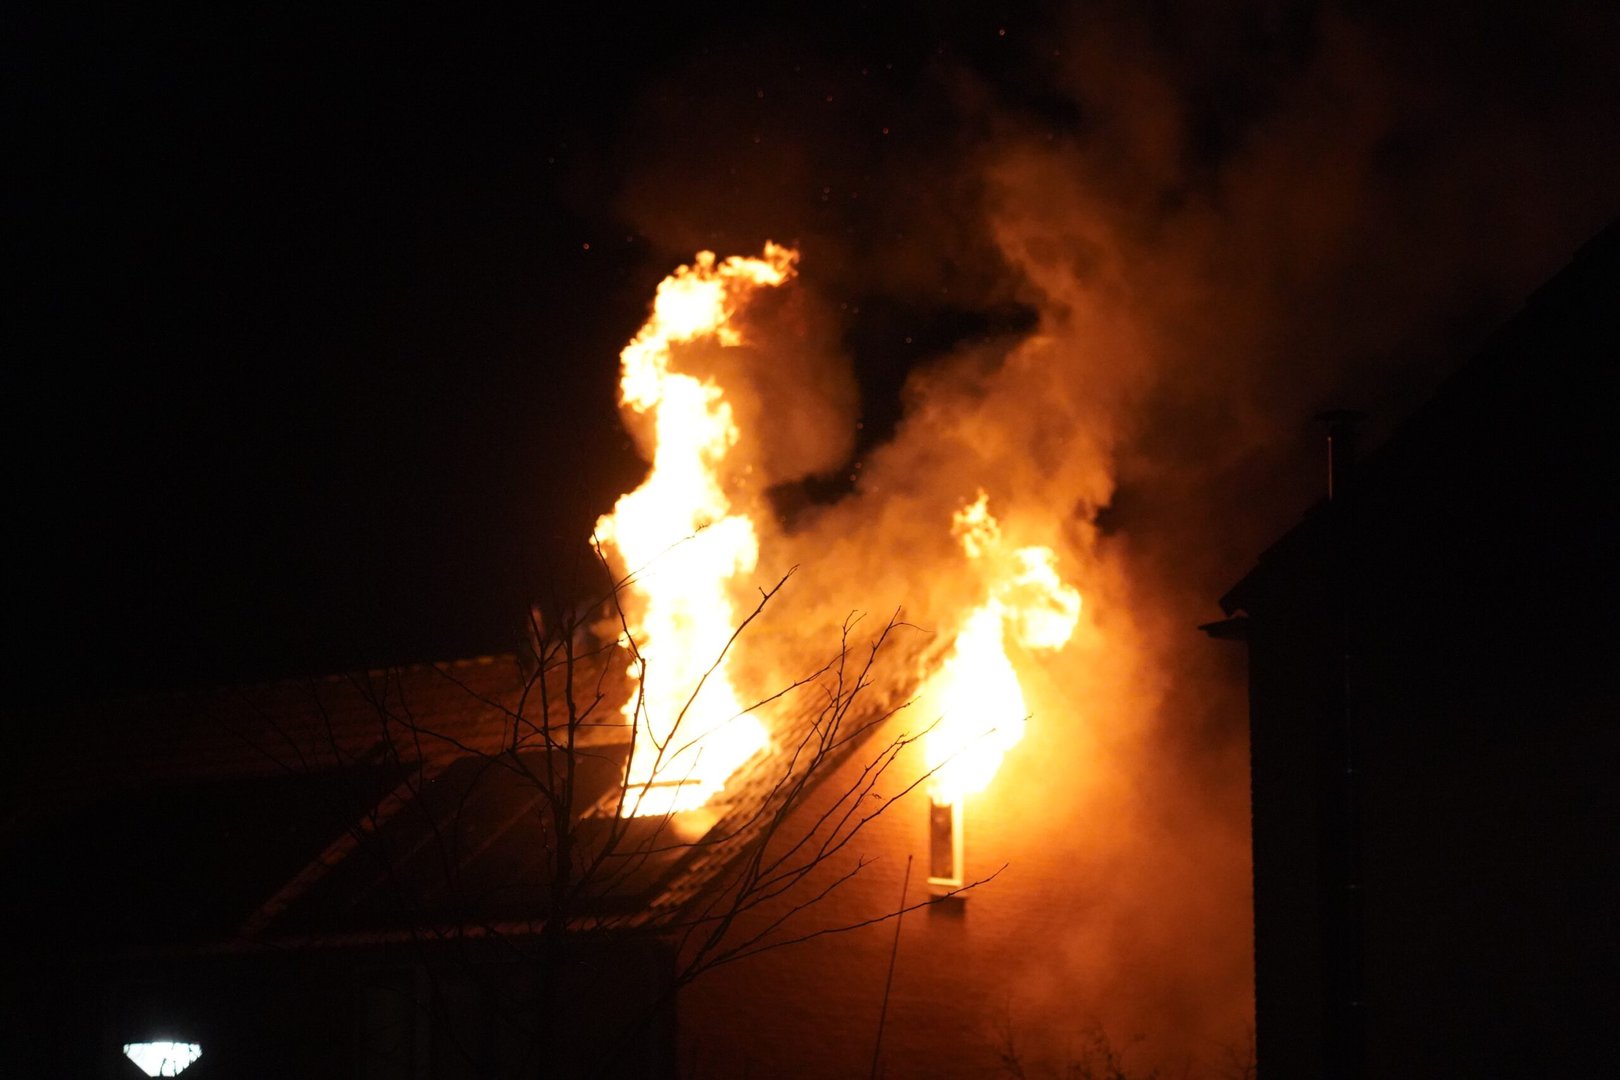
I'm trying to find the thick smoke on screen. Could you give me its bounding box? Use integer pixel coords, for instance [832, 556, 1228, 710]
[668, 284, 860, 490]
[616, 2, 1618, 1071]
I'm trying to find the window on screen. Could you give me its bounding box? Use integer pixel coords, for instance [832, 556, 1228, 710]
[927, 797, 964, 892]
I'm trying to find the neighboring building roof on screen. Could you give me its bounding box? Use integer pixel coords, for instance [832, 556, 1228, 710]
[1222, 217, 1619, 617]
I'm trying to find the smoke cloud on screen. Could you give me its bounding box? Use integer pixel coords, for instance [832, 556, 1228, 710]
[614, 2, 1619, 1070]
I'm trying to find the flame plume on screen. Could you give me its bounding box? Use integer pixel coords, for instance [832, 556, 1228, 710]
[596, 243, 798, 817]
[922, 491, 1081, 803]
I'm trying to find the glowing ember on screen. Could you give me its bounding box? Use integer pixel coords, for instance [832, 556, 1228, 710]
[596, 244, 798, 817]
[921, 491, 1081, 802]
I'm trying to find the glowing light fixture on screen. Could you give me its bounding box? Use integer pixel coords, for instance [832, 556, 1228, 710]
[122, 1042, 202, 1076]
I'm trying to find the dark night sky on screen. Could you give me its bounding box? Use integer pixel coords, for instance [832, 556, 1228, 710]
[8, 7, 800, 697]
[7, 3, 1618, 706]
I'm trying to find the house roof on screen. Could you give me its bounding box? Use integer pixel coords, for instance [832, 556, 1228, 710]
[5, 619, 939, 962]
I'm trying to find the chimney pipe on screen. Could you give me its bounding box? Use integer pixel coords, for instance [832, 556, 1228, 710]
[1315, 410, 1365, 501]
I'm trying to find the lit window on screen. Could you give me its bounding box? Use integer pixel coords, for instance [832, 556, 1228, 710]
[927, 797, 964, 892]
[122, 1042, 202, 1076]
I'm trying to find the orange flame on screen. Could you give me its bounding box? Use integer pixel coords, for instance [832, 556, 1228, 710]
[596, 244, 798, 817]
[921, 491, 1081, 802]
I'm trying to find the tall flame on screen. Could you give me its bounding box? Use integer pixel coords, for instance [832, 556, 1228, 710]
[922, 491, 1081, 802]
[596, 244, 798, 817]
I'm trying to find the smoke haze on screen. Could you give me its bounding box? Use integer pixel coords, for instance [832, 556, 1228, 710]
[612, 2, 1617, 1070]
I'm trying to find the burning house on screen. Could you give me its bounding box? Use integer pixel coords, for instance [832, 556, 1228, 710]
[1211, 220, 1618, 1077]
[5, 245, 1160, 1078]
[34, 215, 1614, 1079]
[14, 2, 1620, 1076]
